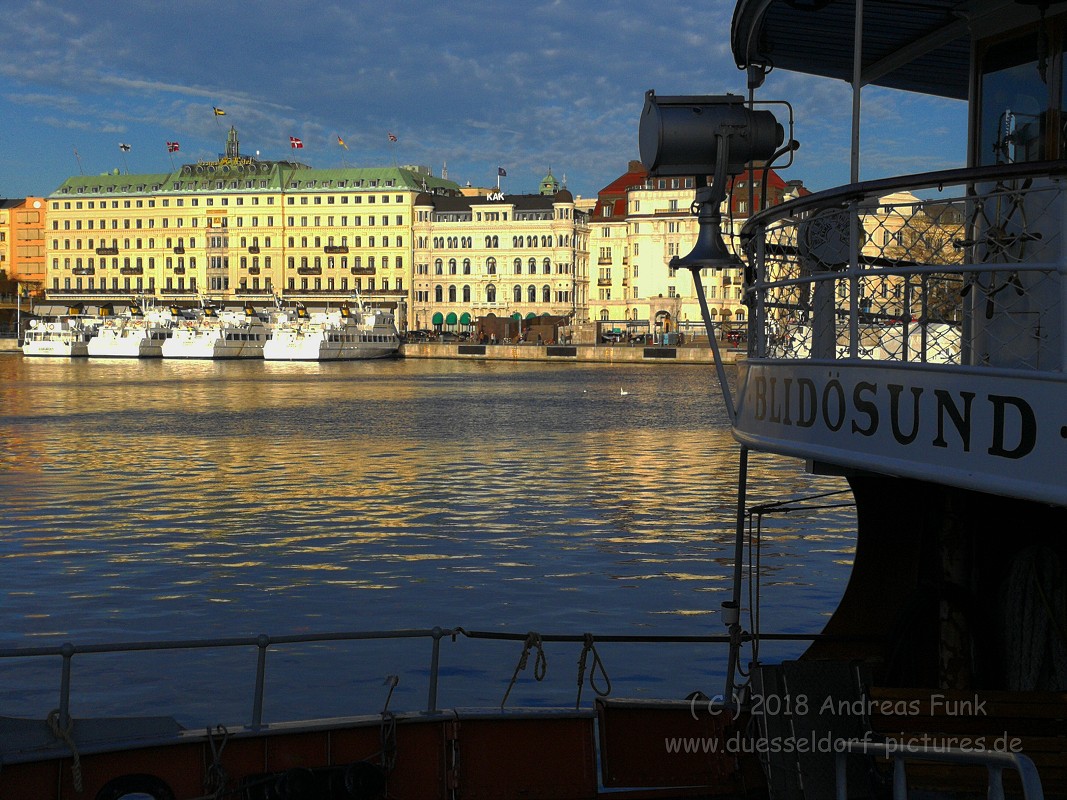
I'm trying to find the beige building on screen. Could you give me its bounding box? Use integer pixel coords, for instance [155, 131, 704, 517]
[411, 172, 590, 331]
[587, 161, 808, 340]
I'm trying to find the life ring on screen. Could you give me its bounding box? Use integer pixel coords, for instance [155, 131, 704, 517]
[47, 322, 57, 331]
[94, 773, 175, 800]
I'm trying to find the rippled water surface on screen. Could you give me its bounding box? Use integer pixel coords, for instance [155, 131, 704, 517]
[0, 355, 855, 725]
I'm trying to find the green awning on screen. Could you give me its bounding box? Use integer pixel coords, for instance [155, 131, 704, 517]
[459, 312, 471, 325]
[511, 312, 522, 321]
[526, 312, 537, 319]
[541, 312, 551, 317]
[445, 312, 458, 325]
[431, 312, 444, 325]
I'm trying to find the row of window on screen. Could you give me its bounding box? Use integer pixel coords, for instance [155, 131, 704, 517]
[56, 192, 407, 208]
[54, 214, 407, 232]
[424, 284, 568, 304]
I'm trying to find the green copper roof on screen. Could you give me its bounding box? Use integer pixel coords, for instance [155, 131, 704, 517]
[51, 163, 459, 198]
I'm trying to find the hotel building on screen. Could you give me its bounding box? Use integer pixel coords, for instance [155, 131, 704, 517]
[43, 128, 459, 329]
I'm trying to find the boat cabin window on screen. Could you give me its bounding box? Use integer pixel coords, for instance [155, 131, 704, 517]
[977, 23, 1065, 165]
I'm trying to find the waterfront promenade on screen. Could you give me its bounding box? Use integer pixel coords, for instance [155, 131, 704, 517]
[0, 335, 742, 363]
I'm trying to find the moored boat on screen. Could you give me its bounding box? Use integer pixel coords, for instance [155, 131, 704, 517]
[262, 301, 400, 362]
[85, 303, 179, 359]
[21, 310, 99, 358]
[160, 304, 272, 360]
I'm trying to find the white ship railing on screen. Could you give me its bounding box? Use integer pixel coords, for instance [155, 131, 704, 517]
[835, 740, 1045, 800]
[739, 161, 1067, 373]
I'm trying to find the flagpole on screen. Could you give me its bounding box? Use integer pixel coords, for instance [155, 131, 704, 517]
[73, 147, 83, 175]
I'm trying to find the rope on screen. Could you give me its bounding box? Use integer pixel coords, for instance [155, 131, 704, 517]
[500, 631, 547, 709]
[575, 633, 611, 709]
[46, 709, 82, 793]
[205, 724, 230, 799]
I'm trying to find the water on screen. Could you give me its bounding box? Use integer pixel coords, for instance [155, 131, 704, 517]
[0, 355, 855, 727]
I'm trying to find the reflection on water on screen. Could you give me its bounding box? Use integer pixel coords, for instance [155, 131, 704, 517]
[0, 355, 855, 724]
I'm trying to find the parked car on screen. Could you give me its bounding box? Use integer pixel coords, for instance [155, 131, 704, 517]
[601, 331, 624, 343]
[438, 331, 460, 342]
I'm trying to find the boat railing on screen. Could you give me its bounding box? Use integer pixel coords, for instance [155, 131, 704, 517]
[0, 626, 852, 732]
[834, 740, 1045, 800]
[739, 161, 1067, 372]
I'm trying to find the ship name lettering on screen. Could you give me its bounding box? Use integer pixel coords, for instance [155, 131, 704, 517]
[751, 377, 1036, 460]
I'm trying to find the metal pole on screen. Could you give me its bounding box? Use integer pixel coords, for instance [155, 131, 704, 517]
[59, 642, 74, 729]
[851, 0, 864, 184]
[723, 446, 749, 703]
[427, 627, 443, 713]
[252, 634, 269, 729]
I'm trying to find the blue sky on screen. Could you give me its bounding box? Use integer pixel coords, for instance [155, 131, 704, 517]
[0, 0, 968, 200]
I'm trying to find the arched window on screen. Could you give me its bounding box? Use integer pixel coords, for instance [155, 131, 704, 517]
[486, 284, 497, 303]
[486, 257, 496, 275]
[513, 285, 522, 303]
[528, 257, 536, 273]
[449, 285, 457, 302]
[449, 258, 457, 274]
[435, 285, 443, 302]
[600, 308, 609, 320]
[527, 285, 536, 303]
[463, 258, 471, 274]
[543, 258, 551, 274]
[542, 285, 551, 302]
[435, 258, 443, 275]
[462, 285, 471, 302]
[514, 258, 522, 274]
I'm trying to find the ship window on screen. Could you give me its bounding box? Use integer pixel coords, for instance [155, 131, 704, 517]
[977, 31, 1051, 165]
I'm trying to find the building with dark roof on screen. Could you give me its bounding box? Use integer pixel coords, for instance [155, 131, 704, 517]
[411, 175, 590, 331]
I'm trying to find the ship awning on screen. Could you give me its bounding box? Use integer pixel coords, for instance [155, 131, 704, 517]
[459, 312, 471, 325]
[445, 312, 458, 325]
[730, 0, 991, 100]
[431, 312, 444, 325]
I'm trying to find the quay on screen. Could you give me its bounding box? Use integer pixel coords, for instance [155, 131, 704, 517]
[0, 334, 740, 364]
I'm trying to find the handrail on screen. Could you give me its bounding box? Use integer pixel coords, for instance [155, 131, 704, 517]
[0, 625, 879, 731]
[739, 159, 1067, 242]
[835, 739, 1045, 800]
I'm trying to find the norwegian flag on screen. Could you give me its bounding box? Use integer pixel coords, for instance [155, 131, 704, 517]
[290, 136, 303, 149]
[167, 141, 180, 153]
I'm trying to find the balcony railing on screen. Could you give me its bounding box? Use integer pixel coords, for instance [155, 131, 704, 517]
[738, 161, 1067, 372]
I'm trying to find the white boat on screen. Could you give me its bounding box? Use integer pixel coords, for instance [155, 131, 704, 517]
[160, 304, 271, 359]
[262, 301, 400, 361]
[86, 303, 179, 359]
[21, 313, 99, 357]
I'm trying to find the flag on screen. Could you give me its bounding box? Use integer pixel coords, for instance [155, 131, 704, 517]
[388, 132, 398, 143]
[119, 143, 131, 152]
[167, 141, 180, 152]
[497, 167, 507, 177]
[337, 135, 348, 150]
[213, 107, 226, 116]
[290, 136, 304, 149]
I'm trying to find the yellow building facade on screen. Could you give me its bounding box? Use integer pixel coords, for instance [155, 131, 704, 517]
[411, 180, 590, 331]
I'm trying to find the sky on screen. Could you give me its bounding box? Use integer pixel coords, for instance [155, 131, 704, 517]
[0, 0, 968, 201]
